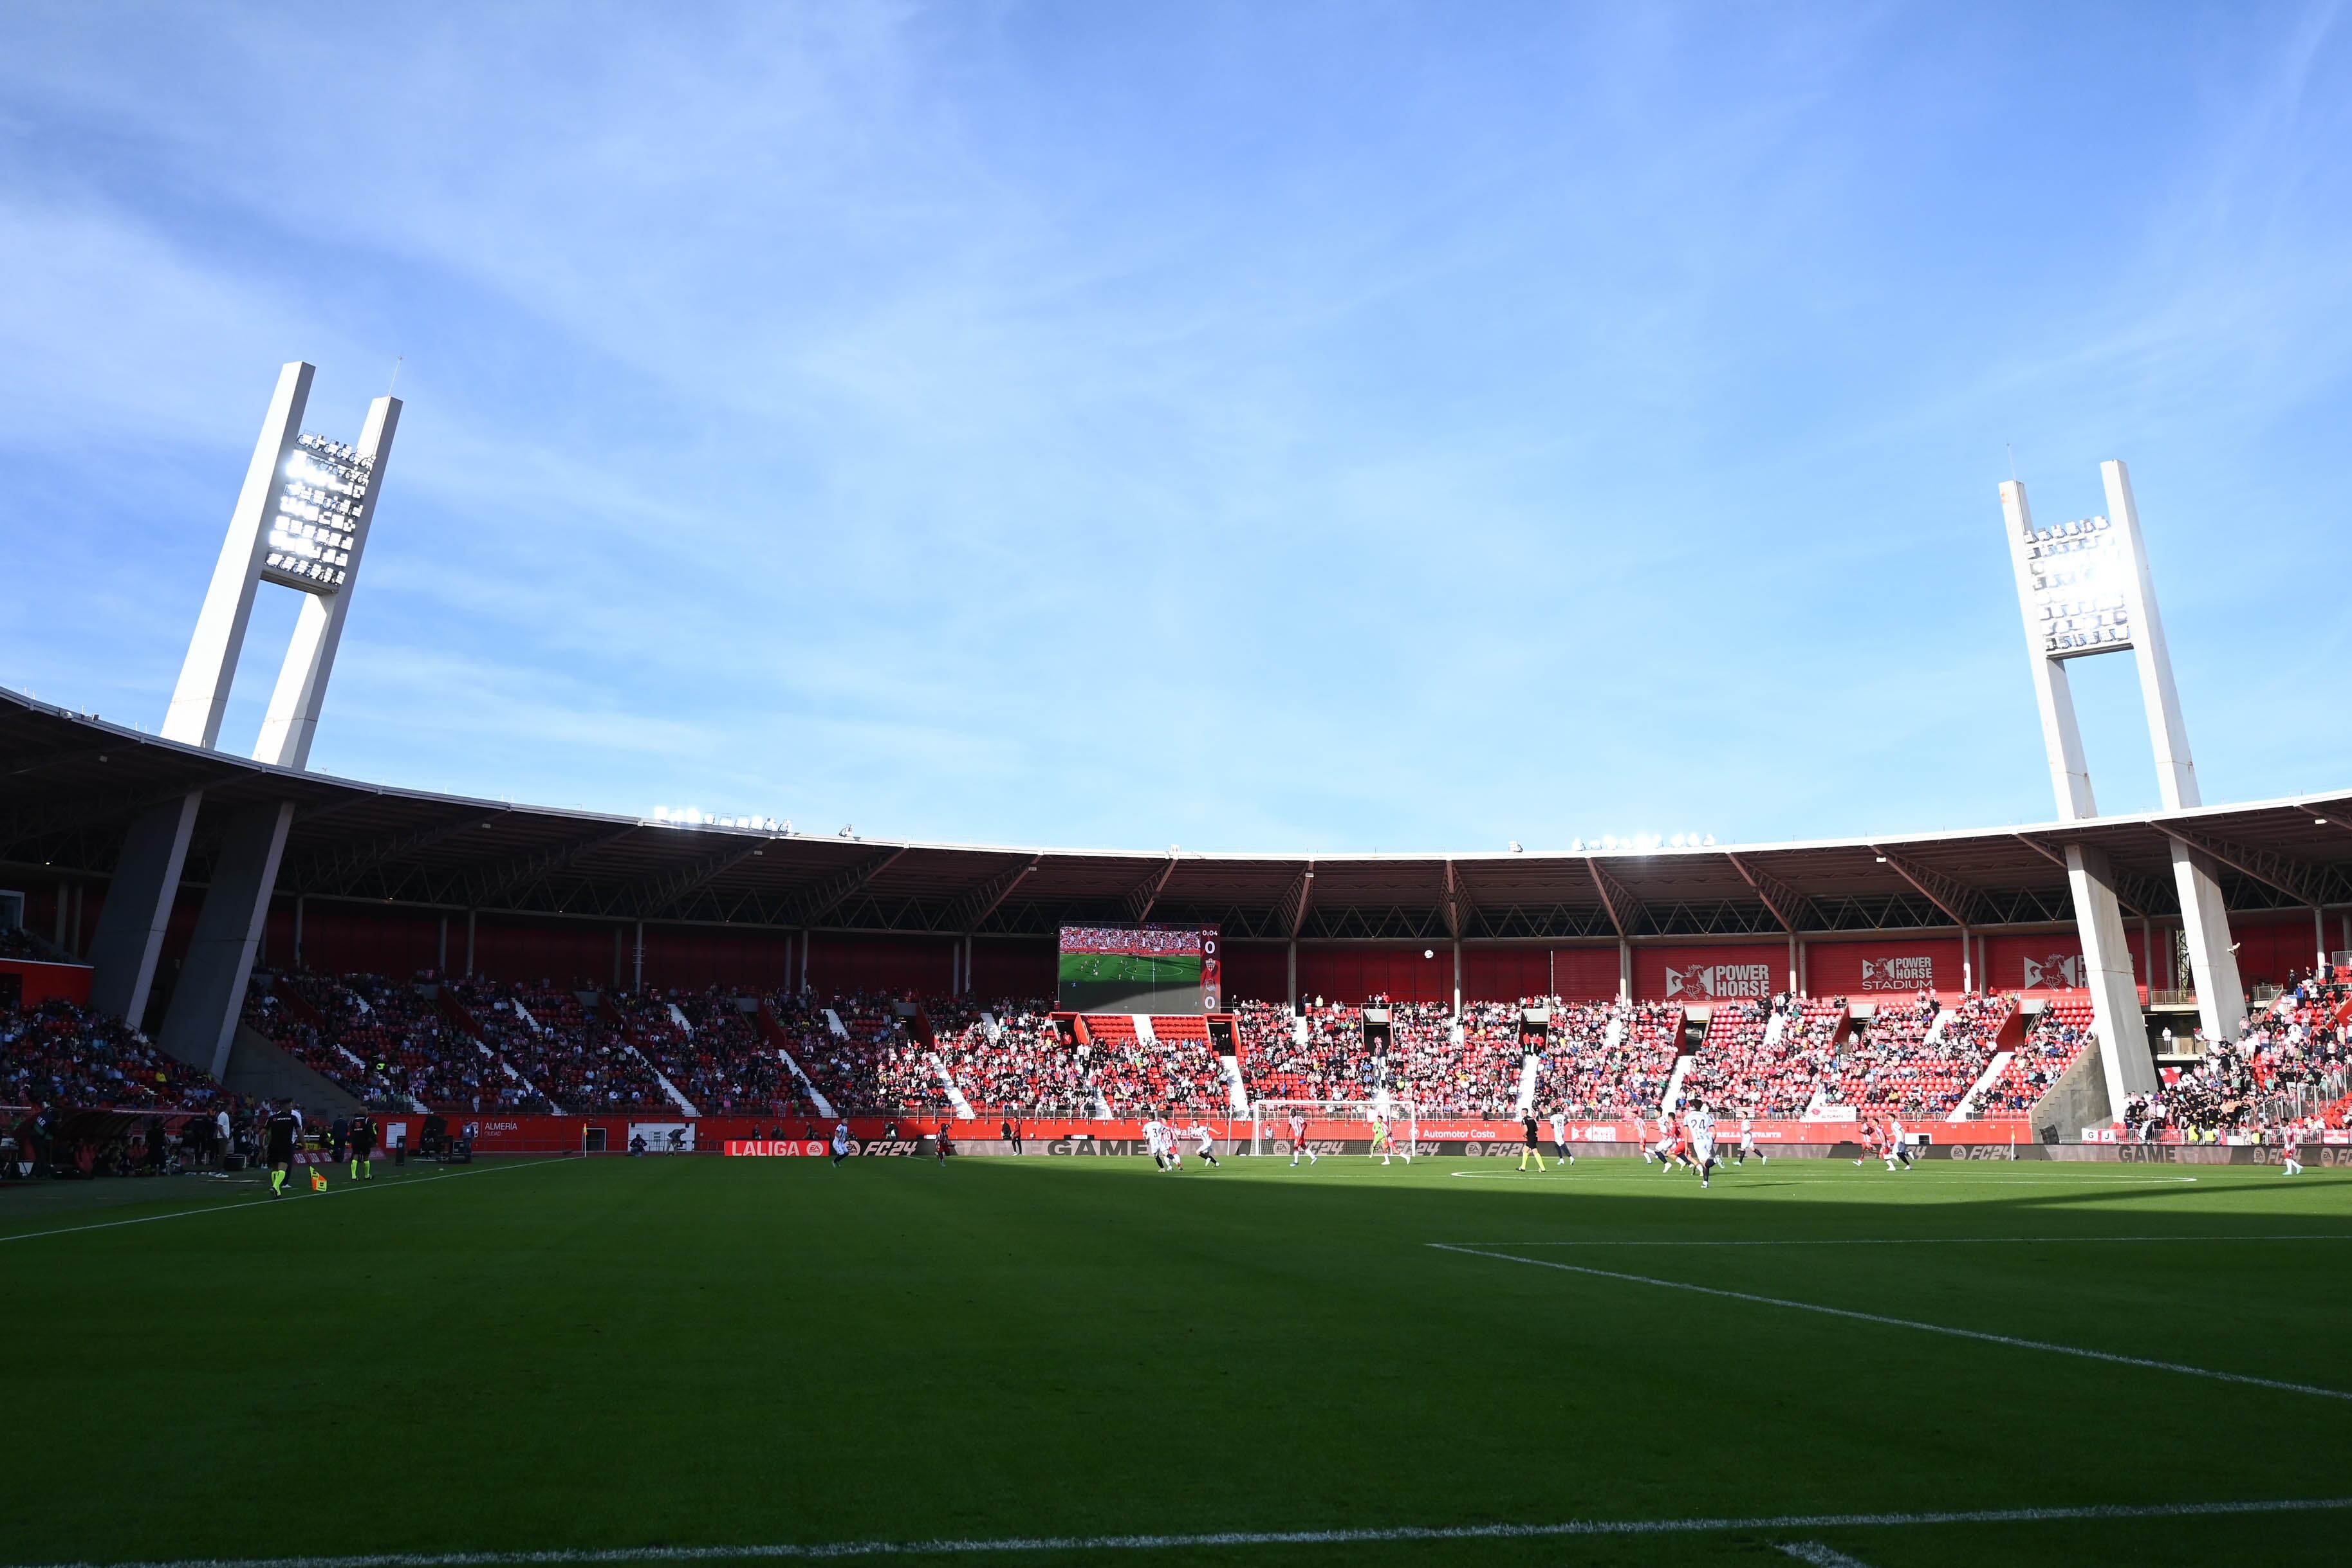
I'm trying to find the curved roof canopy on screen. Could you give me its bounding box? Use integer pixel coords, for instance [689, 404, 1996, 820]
[6, 687, 2351, 942]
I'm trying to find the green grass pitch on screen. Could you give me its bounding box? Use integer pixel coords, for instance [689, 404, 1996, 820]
[5, 1153, 2350, 1567]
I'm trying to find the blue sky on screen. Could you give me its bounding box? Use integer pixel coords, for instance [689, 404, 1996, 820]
[1, 2, 2347, 854]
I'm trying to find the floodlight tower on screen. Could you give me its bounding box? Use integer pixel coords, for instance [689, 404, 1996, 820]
[87, 362, 399, 1076]
[2001, 461, 2243, 1120]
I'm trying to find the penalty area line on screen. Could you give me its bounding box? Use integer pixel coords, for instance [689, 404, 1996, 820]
[6, 1497, 2351, 1567]
[0, 1156, 584, 1246]
[1431, 1242, 2352, 1403]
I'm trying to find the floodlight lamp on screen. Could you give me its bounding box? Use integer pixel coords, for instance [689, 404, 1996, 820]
[1702, 835, 1715, 846]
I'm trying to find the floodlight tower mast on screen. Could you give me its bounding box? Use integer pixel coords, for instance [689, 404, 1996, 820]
[2000, 461, 2243, 1123]
[87, 362, 399, 1076]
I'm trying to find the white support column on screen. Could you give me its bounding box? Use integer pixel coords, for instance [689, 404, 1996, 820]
[1452, 939, 1463, 1018]
[2317, 907, 2328, 977]
[2067, 844, 2157, 1115]
[158, 802, 296, 1078]
[465, 909, 477, 977]
[167, 362, 314, 749]
[85, 793, 201, 1026]
[2001, 481, 2100, 822]
[2104, 462, 2197, 810]
[1787, 933, 1799, 995]
[1286, 939, 1297, 1006]
[2102, 461, 2245, 1041]
[1959, 925, 1972, 992]
[1617, 939, 1632, 1001]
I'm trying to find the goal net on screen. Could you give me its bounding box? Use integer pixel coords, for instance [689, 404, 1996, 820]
[1248, 1099, 1418, 1159]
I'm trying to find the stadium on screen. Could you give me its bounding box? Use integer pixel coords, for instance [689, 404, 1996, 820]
[7, 13, 2352, 1568]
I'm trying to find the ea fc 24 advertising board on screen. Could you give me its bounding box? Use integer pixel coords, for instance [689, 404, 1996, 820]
[1056, 925, 1221, 1015]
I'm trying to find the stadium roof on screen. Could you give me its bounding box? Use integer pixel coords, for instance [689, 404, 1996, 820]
[6, 685, 2351, 943]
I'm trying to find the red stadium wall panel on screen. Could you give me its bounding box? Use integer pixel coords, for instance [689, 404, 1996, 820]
[1550, 945, 1620, 1002]
[1632, 943, 1786, 1004]
[1806, 937, 1968, 999]
[1218, 941, 1289, 1004]
[806, 933, 954, 998]
[640, 925, 795, 992]
[472, 917, 626, 988]
[1979, 929, 2153, 995]
[0, 957, 91, 1006]
[1463, 946, 1550, 1003]
[1295, 944, 1454, 1006]
[968, 937, 1057, 1002]
[294, 902, 445, 978]
[2228, 914, 2320, 989]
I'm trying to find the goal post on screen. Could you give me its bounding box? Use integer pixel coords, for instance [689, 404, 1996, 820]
[1248, 1098, 1418, 1159]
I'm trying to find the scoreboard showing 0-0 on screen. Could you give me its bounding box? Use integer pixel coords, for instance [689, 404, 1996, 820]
[1056, 925, 1221, 1015]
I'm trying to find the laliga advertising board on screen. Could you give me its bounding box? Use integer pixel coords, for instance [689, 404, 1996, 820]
[1056, 924, 1221, 1013]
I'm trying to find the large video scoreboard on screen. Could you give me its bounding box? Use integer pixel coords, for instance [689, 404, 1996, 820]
[1056, 925, 1221, 1015]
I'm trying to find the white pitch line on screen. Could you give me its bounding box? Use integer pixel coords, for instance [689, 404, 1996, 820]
[5, 1497, 2347, 1568]
[1431, 1243, 2352, 1402]
[1441, 1170, 2205, 1183]
[1779, 1544, 1875, 1568]
[0, 1156, 581, 1245]
[1446, 1233, 2352, 1248]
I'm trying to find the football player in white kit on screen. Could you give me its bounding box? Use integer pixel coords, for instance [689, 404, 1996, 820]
[1549, 1108, 1575, 1166]
[1734, 1113, 1763, 1166]
[1887, 1113, 1913, 1170]
[1189, 1120, 1221, 1168]
[2280, 1119, 2304, 1176]
[1143, 1115, 1174, 1171]
[1287, 1108, 1319, 1167]
[1685, 1098, 1719, 1189]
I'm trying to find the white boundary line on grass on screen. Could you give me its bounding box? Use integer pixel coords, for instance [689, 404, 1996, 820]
[1777, 1544, 1876, 1568]
[1442, 1170, 2205, 1183]
[0, 1156, 581, 1245]
[1445, 1233, 2352, 1248]
[6, 1497, 2349, 1567]
[1430, 1242, 2352, 1403]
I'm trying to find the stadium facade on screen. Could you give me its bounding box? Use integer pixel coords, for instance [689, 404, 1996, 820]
[4, 365, 2349, 1134]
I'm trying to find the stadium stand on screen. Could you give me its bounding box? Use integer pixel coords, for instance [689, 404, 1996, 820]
[1238, 1000, 1373, 1103]
[1532, 999, 1682, 1117]
[2, 997, 230, 1113]
[934, 1001, 1091, 1115]
[2132, 973, 2349, 1139]
[1393, 1000, 1522, 1115]
[1977, 997, 2093, 1115]
[782, 992, 950, 1115]
[1083, 1014, 1228, 1116]
[1822, 993, 2003, 1120]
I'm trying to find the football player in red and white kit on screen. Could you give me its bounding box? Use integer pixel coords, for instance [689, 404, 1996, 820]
[1648, 1111, 1680, 1170]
